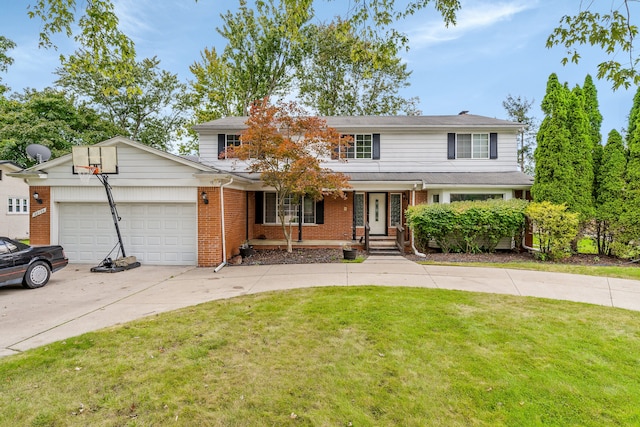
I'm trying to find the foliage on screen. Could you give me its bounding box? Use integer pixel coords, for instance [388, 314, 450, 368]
[230, 98, 350, 252]
[0, 36, 16, 95]
[617, 86, 640, 259]
[502, 94, 537, 174]
[532, 74, 574, 205]
[4, 286, 640, 425]
[405, 199, 528, 254]
[546, 2, 639, 90]
[28, 0, 137, 90]
[56, 56, 190, 151]
[525, 201, 579, 261]
[595, 130, 627, 256]
[297, 19, 419, 116]
[0, 88, 119, 167]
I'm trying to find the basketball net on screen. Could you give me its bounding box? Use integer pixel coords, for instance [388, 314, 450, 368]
[77, 166, 99, 184]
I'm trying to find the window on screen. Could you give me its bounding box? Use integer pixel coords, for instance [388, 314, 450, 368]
[341, 134, 373, 159]
[450, 193, 504, 202]
[456, 133, 489, 159]
[390, 193, 402, 226]
[8, 198, 28, 214]
[432, 194, 440, 204]
[226, 134, 241, 149]
[264, 193, 316, 224]
[355, 193, 365, 227]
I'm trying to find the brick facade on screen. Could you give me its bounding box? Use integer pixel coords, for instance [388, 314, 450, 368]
[29, 186, 50, 245]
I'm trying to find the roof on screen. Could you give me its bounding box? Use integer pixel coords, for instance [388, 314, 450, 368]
[226, 171, 533, 187]
[193, 114, 523, 132]
[0, 161, 24, 172]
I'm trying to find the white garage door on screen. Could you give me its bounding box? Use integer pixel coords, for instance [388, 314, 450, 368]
[59, 203, 197, 265]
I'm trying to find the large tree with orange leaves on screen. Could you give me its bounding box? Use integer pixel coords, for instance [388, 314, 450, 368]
[229, 99, 350, 252]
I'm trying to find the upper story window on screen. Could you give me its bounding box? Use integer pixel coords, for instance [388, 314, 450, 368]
[218, 133, 242, 159]
[8, 198, 28, 214]
[457, 133, 488, 159]
[341, 134, 373, 159]
[448, 132, 498, 160]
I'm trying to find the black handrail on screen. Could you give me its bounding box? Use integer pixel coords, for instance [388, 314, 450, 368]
[396, 225, 405, 253]
[364, 222, 370, 252]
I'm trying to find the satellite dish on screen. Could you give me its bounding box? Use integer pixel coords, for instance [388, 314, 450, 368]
[26, 144, 52, 164]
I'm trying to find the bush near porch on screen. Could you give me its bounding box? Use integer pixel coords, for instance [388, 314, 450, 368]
[406, 199, 528, 253]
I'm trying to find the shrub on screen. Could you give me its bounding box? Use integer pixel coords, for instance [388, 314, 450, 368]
[406, 199, 528, 253]
[525, 201, 579, 261]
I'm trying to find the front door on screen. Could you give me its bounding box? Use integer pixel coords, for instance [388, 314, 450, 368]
[368, 193, 387, 235]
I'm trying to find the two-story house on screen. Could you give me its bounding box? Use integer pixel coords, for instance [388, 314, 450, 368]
[13, 113, 532, 268]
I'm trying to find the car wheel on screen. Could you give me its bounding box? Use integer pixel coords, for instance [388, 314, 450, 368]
[22, 261, 51, 289]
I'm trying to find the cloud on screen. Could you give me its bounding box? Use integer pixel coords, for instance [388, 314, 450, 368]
[409, 1, 534, 48]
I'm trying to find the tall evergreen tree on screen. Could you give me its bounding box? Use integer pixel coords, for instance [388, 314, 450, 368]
[620, 86, 640, 256]
[582, 75, 603, 201]
[595, 130, 627, 255]
[532, 74, 575, 206]
[566, 85, 595, 221]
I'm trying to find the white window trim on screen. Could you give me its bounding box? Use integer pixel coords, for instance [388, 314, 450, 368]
[264, 193, 316, 225]
[7, 197, 29, 215]
[340, 134, 373, 160]
[456, 133, 489, 159]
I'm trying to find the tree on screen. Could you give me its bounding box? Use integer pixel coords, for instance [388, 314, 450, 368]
[618, 86, 640, 258]
[0, 88, 120, 167]
[297, 20, 419, 116]
[582, 75, 603, 203]
[532, 74, 574, 206]
[566, 84, 594, 222]
[56, 56, 190, 151]
[546, 1, 639, 90]
[595, 130, 627, 255]
[228, 99, 350, 252]
[0, 36, 16, 95]
[502, 94, 536, 174]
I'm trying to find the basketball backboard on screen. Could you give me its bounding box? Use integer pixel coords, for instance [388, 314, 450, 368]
[72, 146, 118, 174]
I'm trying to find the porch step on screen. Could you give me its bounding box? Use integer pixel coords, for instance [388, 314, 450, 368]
[368, 238, 402, 255]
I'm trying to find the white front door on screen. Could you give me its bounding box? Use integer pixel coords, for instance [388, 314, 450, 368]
[368, 193, 387, 235]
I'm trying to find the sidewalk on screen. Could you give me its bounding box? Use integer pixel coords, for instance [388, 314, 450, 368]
[1, 256, 640, 357]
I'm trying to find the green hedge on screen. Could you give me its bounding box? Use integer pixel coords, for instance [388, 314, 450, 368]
[406, 199, 528, 253]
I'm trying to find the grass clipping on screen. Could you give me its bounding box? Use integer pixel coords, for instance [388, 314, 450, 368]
[2, 287, 640, 426]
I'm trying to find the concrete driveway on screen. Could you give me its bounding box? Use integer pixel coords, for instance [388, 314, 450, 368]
[2, 256, 640, 357]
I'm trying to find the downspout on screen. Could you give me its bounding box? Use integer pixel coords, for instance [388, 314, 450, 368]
[214, 177, 234, 273]
[411, 186, 426, 257]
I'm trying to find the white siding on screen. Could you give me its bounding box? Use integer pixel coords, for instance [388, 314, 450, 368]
[0, 164, 30, 239]
[202, 130, 520, 173]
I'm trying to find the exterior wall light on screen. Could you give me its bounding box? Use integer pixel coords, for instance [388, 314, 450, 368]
[201, 191, 209, 204]
[33, 191, 43, 204]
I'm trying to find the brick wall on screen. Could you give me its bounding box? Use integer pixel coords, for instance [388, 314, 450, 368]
[197, 186, 221, 267]
[29, 186, 50, 245]
[253, 193, 355, 241]
[197, 187, 248, 267]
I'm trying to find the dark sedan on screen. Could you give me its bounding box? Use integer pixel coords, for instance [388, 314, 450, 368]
[0, 237, 68, 289]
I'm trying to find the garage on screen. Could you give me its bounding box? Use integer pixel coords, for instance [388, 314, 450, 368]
[59, 202, 197, 265]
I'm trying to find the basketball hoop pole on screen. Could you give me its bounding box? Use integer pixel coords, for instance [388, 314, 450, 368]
[96, 174, 127, 257]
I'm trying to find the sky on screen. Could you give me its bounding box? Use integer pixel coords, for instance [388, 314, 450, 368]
[0, 0, 636, 137]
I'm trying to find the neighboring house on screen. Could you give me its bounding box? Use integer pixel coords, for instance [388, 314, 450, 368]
[12, 113, 532, 267]
[0, 161, 30, 240]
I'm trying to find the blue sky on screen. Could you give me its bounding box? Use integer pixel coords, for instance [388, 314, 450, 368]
[0, 0, 635, 136]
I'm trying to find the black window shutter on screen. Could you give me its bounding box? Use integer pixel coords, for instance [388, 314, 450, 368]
[372, 133, 380, 160]
[218, 134, 225, 157]
[490, 133, 498, 159]
[315, 199, 324, 224]
[447, 133, 456, 159]
[255, 192, 263, 224]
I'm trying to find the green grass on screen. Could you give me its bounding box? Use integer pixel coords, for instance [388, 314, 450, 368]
[2, 287, 640, 426]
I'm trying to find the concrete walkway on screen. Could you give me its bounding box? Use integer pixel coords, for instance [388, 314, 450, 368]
[1, 255, 640, 357]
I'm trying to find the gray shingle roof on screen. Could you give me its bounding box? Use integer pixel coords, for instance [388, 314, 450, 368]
[227, 171, 533, 186]
[193, 114, 523, 132]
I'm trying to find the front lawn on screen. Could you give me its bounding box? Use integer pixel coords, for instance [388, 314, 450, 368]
[2, 287, 640, 426]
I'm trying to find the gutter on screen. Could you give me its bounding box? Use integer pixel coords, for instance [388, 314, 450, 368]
[214, 177, 234, 273]
[411, 187, 426, 257]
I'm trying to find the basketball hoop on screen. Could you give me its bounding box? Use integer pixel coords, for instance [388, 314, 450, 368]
[77, 165, 99, 184]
